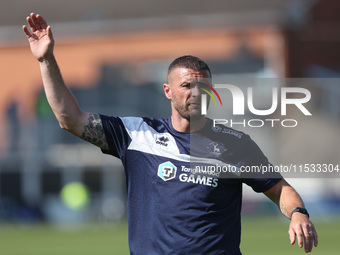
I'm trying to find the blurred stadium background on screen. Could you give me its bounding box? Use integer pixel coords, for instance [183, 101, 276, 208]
[0, 0, 339, 254]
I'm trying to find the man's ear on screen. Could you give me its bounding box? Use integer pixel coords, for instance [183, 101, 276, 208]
[163, 83, 172, 100]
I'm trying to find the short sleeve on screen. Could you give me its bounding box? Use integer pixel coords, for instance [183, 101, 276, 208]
[239, 135, 283, 192]
[100, 114, 131, 159]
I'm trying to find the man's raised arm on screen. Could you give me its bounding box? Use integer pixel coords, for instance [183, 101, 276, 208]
[23, 13, 109, 150]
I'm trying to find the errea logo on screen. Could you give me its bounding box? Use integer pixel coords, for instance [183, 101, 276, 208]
[156, 135, 170, 147]
[158, 161, 177, 181]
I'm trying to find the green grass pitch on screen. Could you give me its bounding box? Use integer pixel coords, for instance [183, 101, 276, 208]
[0, 217, 338, 254]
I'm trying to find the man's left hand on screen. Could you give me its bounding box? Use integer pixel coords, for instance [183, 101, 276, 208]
[289, 213, 318, 253]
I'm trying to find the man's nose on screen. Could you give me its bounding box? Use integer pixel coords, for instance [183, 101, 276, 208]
[191, 85, 201, 97]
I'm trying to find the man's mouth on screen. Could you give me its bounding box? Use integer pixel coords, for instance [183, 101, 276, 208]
[189, 101, 201, 106]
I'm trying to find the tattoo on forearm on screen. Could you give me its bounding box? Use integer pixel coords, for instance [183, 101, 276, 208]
[81, 113, 109, 150]
[280, 201, 290, 218]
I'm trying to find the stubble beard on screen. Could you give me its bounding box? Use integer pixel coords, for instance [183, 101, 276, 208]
[173, 101, 202, 121]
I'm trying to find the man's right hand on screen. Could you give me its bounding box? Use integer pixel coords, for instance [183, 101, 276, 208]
[23, 13, 54, 62]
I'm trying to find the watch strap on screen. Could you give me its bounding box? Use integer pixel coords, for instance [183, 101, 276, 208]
[291, 207, 310, 219]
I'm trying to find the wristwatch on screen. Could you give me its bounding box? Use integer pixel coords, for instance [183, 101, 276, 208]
[291, 207, 309, 219]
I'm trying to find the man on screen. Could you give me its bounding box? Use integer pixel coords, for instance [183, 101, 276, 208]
[23, 13, 318, 254]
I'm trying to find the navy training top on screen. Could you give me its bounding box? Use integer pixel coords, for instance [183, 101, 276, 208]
[100, 115, 282, 255]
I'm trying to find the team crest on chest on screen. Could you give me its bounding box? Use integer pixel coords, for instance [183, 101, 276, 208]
[207, 142, 226, 157]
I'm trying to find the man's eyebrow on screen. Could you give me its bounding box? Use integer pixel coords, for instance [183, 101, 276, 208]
[180, 79, 191, 84]
[195, 81, 210, 88]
